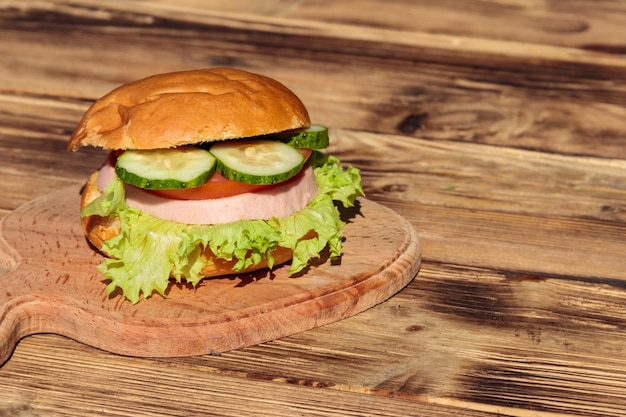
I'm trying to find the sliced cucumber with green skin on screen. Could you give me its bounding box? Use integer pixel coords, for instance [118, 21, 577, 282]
[115, 146, 216, 190]
[272, 125, 329, 149]
[210, 140, 305, 185]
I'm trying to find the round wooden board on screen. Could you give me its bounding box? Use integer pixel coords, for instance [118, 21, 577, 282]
[0, 185, 420, 364]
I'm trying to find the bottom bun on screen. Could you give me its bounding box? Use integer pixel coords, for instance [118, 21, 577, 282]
[80, 171, 294, 278]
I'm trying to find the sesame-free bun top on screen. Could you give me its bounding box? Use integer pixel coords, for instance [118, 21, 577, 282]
[68, 68, 311, 151]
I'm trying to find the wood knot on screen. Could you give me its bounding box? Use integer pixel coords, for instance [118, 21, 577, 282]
[397, 112, 428, 134]
[405, 324, 426, 332]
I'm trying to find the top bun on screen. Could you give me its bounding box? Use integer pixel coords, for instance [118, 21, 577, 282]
[68, 68, 310, 151]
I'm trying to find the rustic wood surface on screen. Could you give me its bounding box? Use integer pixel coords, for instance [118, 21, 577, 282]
[2, 0, 626, 416]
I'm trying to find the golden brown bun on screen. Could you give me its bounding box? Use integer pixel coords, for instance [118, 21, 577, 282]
[68, 68, 310, 151]
[80, 171, 294, 278]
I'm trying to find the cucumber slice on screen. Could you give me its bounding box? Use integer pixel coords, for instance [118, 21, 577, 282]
[115, 146, 216, 190]
[210, 140, 305, 185]
[273, 125, 329, 149]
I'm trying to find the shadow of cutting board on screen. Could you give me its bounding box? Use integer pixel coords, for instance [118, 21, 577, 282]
[0, 185, 420, 365]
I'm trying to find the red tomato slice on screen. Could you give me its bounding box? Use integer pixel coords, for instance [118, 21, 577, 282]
[149, 172, 269, 200]
[144, 148, 312, 200]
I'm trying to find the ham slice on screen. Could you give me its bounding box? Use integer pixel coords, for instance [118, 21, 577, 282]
[96, 159, 319, 225]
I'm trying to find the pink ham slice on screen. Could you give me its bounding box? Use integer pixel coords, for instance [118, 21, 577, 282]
[96, 159, 319, 225]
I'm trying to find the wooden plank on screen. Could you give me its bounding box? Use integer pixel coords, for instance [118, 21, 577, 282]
[149, 0, 626, 52]
[0, 94, 106, 211]
[3, 260, 626, 416]
[155, 263, 626, 416]
[329, 129, 626, 220]
[2, 1, 626, 158]
[409, 204, 626, 282]
[0, 335, 501, 417]
[2, 2, 626, 415]
[328, 129, 626, 281]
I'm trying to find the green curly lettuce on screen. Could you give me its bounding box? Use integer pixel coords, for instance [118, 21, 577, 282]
[81, 152, 363, 303]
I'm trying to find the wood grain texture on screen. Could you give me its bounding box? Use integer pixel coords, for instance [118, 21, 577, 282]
[2, 0, 626, 159]
[141, 262, 626, 416]
[3, 261, 626, 416]
[3, 0, 626, 415]
[327, 129, 626, 281]
[157, 0, 626, 52]
[0, 335, 506, 417]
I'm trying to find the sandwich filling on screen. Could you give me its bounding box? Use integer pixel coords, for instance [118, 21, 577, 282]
[96, 156, 320, 225]
[82, 151, 363, 303]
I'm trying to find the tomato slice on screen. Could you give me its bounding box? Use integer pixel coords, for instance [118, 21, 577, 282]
[141, 148, 312, 200]
[149, 172, 268, 200]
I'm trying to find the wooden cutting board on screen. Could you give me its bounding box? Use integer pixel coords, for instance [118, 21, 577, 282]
[0, 185, 420, 364]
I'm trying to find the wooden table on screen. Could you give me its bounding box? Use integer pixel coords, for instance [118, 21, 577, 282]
[2, 1, 626, 415]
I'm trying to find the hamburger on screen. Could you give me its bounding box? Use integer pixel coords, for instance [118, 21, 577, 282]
[69, 68, 363, 304]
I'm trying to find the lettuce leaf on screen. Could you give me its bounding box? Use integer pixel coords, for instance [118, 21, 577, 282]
[81, 152, 363, 303]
